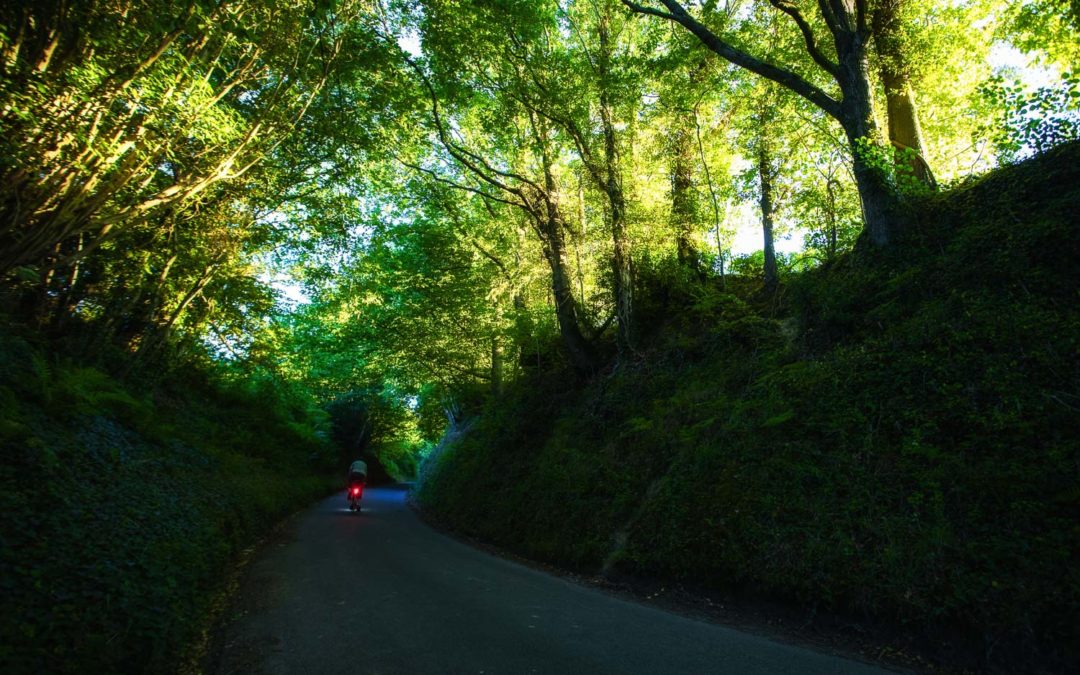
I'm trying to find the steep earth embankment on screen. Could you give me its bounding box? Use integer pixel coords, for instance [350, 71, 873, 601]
[416, 143, 1080, 672]
[0, 341, 338, 675]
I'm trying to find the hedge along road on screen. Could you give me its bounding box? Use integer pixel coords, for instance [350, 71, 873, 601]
[214, 485, 897, 675]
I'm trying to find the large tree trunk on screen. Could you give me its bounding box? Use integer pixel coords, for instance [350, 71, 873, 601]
[849, 133, 899, 247]
[836, 33, 901, 247]
[881, 71, 929, 179]
[672, 60, 708, 268]
[872, 0, 933, 186]
[757, 140, 778, 293]
[541, 204, 596, 375]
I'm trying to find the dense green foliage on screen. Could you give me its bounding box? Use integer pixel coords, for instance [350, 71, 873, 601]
[2, 0, 1078, 672]
[417, 143, 1080, 670]
[0, 327, 337, 674]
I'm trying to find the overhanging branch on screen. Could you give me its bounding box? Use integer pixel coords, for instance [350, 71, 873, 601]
[392, 154, 530, 214]
[622, 0, 843, 121]
[767, 0, 840, 79]
[401, 54, 542, 197]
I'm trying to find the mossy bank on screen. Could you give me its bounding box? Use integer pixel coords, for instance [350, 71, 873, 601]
[416, 143, 1080, 672]
[0, 334, 339, 674]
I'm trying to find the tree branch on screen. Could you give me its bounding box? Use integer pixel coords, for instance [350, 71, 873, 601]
[620, 0, 679, 21]
[767, 0, 840, 79]
[401, 54, 542, 196]
[825, 0, 854, 33]
[621, 0, 842, 121]
[855, 0, 870, 37]
[393, 155, 530, 214]
[468, 237, 514, 281]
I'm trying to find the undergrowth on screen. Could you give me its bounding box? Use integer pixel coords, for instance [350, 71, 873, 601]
[416, 142, 1080, 671]
[0, 332, 338, 674]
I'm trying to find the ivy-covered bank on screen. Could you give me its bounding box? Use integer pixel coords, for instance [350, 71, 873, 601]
[0, 336, 338, 675]
[417, 143, 1080, 672]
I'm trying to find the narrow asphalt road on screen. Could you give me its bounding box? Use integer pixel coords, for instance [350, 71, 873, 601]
[214, 485, 897, 675]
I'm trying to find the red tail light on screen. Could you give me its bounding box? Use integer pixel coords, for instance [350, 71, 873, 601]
[351, 487, 361, 495]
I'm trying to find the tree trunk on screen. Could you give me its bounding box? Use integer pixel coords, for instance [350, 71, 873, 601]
[524, 111, 597, 376]
[716, 225, 726, 287]
[670, 120, 698, 267]
[850, 144, 898, 246]
[880, 69, 932, 184]
[693, 103, 726, 286]
[490, 335, 503, 397]
[536, 121, 596, 375]
[542, 206, 596, 375]
[576, 176, 587, 303]
[131, 262, 216, 370]
[598, 15, 635, 353]
[872, 0, 933, 186]
[758, 140, 778, 293]
[672, 60, 708, 269]
[607, 184, 634, 353]
[836, 36, 901, 247]
[826, 178, 839, 260]
[849, 133, 899, 247]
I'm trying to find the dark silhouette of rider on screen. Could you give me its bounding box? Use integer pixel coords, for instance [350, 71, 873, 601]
[347, 458, 368, 492]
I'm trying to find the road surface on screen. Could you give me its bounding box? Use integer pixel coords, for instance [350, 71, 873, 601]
[214, 485, 897, 674]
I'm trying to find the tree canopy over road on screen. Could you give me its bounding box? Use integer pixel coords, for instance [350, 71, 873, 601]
[2, 0, 1076, 401]
[1, 1, 1078, 672]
